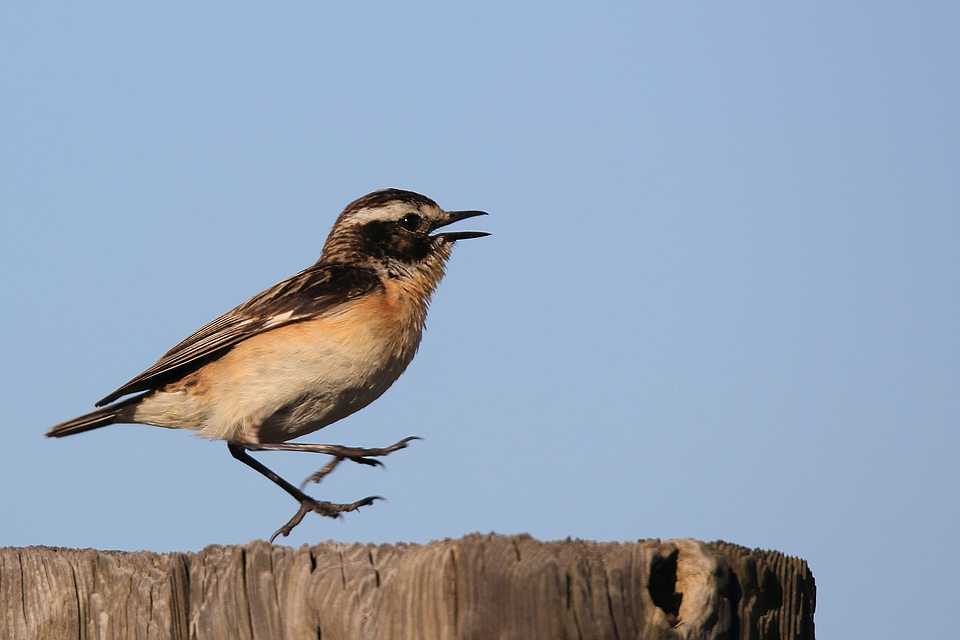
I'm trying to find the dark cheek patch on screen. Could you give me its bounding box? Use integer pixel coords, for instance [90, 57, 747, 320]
[360, 222, 431, 263]
[386, 235, 431, 262]
[359, 222, 389, 260]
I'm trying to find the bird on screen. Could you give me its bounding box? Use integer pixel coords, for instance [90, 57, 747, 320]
[47, 188, 489, 540]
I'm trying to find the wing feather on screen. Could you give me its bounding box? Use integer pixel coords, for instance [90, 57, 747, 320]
[95, 264, 381, 406]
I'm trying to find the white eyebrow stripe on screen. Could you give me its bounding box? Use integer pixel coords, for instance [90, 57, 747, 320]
[345, 204, 408, 224]
[343, 202, 441, 225]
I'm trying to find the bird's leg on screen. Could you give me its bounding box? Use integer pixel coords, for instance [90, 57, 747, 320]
[242, 436, 420, 487]
[227, 443, 380, 542]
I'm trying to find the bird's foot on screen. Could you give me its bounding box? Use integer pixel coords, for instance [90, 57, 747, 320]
[269, 495, 381, 543]
[297, 436, 421, 489]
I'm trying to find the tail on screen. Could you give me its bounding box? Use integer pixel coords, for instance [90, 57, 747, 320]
[46, 393, 149, 438]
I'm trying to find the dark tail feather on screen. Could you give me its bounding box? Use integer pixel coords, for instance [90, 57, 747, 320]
[46, 393, 149, 438]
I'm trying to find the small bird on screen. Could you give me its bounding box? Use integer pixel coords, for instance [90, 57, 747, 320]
[47, 188, 488, 540]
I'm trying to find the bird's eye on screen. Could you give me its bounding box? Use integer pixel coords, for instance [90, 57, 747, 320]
[398, 213, 422, 231]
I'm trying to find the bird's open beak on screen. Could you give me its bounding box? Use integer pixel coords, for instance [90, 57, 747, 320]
[431, 210, 490, 242]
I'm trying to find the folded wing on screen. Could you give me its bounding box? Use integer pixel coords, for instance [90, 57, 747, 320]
[96, 264, 382, 406]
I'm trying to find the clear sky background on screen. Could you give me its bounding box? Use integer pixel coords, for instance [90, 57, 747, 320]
[1, 3, 957, 638]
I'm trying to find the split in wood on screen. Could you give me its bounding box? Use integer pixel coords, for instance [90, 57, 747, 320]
[227, 436, 419, 541]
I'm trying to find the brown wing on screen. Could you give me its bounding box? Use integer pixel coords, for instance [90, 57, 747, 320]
[95, 263, 382, 406]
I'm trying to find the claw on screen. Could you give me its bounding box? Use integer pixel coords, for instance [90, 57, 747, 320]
[350, 456, 385, 468]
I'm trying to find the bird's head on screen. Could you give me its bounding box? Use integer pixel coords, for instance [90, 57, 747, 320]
[318, 189, 489, 282]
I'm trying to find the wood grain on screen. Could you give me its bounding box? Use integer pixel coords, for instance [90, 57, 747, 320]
[0, 534, 814, 640]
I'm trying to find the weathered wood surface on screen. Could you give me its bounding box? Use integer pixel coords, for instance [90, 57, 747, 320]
[0, 533, 814, 640]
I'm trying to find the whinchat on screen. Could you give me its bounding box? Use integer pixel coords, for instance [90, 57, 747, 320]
[47, 188, 488, 540]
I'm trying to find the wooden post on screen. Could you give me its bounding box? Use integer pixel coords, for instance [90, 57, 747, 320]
[0, 533, 814, 640]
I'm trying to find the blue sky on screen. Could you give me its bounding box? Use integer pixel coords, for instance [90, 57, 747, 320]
[1, 3, 957, 638]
